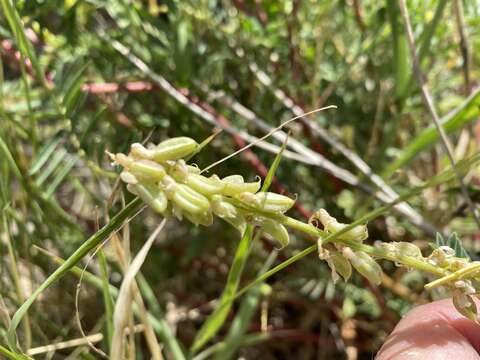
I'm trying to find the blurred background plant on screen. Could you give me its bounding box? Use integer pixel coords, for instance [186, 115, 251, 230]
[1, 0, 480, 359]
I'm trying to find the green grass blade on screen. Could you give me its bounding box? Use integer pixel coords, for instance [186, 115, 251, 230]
[45, 154, 78, 197]
[0, 134, 22, 180]
[0, 0, 49, 89]
[191, 226, 254, 353]
[213, 252, 276, 360]
[98, 250, 114, 350]
[35, 245, 186, 360]
[383, 88, 480, 177]
[61, 61, 89, 117]
[261, 134, 288, 192]
[417, 0, 448, 65]
[7, 197, 142, 354]
[191, 137, 288, 352]
[34, 148, 67, 186]
[386, 0, 409, 99]
[28, 136, 62, 176]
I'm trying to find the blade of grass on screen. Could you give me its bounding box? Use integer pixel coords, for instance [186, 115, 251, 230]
[191, 226, 254, 353]
[213, 252, 277, 360]
[0, 0, 49, 89]
[398, 0, 480, 226]
[97, 250, 114, 350]
[28, 136, 62, 176]
[111, 220, 166, 360]
[45, 154, 78, 197]
[34, 246, 186, 360]
[386, 0, 409, 100]
[382, 88, 480, 178]
[1, 214, 31, 350]
[7, 197, 142, 354]
[191, 134, 288, 353]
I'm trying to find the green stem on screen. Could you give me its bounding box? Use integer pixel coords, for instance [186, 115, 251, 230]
[282, 215, 446, 277]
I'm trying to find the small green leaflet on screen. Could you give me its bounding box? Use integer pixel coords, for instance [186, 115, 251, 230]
[431, 232, 470, 259]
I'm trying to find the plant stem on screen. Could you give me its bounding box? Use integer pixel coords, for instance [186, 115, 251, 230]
[281, 215, 446, 277]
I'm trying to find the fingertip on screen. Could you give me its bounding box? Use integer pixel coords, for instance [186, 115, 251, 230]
[377, 299, 480, 359]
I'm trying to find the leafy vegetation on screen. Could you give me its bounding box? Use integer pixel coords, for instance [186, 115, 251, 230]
[1, 0, 480, 359]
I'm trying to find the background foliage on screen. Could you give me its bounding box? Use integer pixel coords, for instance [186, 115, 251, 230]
[1, 0, 480, 358]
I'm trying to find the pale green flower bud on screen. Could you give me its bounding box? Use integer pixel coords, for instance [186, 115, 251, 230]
[327, 252, 352, 283]
[237, 192, 294, 213]
[127, 183, 167, 214]
[129, 160, 166, 181]
[111, 153, 134, 168]
[130, 143, 154, 159]
[222, 213, 247, 234]
[120, 171, 138, 184]
[186, 173, 225, 196]
[343, 248, 382, 285]
[168, 159, 189, 182]
[253, 192, 295, 213]
[258, 218, 289, 249]
[452, 290, 478, 322]
[184, 211, 214, 227]
[151, 137, 198, 162]
[211, 195, 238, 218]
[315, 209, 367, 242]
[172, 184, 211, 215]
[393, 242, 423, 258]
[221, 175, 261, 196]
[160, 175, 177, 198]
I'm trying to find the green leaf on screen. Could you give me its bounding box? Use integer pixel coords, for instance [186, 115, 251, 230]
[433, 232, 470, 259]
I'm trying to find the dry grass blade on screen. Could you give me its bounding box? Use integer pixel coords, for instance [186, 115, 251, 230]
[110, 219, 167, 360]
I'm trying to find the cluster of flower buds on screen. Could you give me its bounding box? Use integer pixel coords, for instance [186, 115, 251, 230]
[109, 136, 296, 248]
[377, 239, 480, 321]
[313, 209, 382, 285]
[426, 246, 480, 321]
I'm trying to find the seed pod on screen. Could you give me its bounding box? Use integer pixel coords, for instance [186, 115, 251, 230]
[258, 218, 290, 249]
[130, 143, 154, 159]
[343, 248, 382, 285]
[221, 175, 261, 196]
[151, 137, 198, 162]
[172, 184, 211, 215]
[327, 252, 352, 283]
[127, 183, 167, 213]
[186, 174, 225, 196]
[184, 211, 214, 227]
[120, 171, 138, 184]
[211, 195, 238, 218]
[236, 192, 295, 213]
[453, 290, 478, 322]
